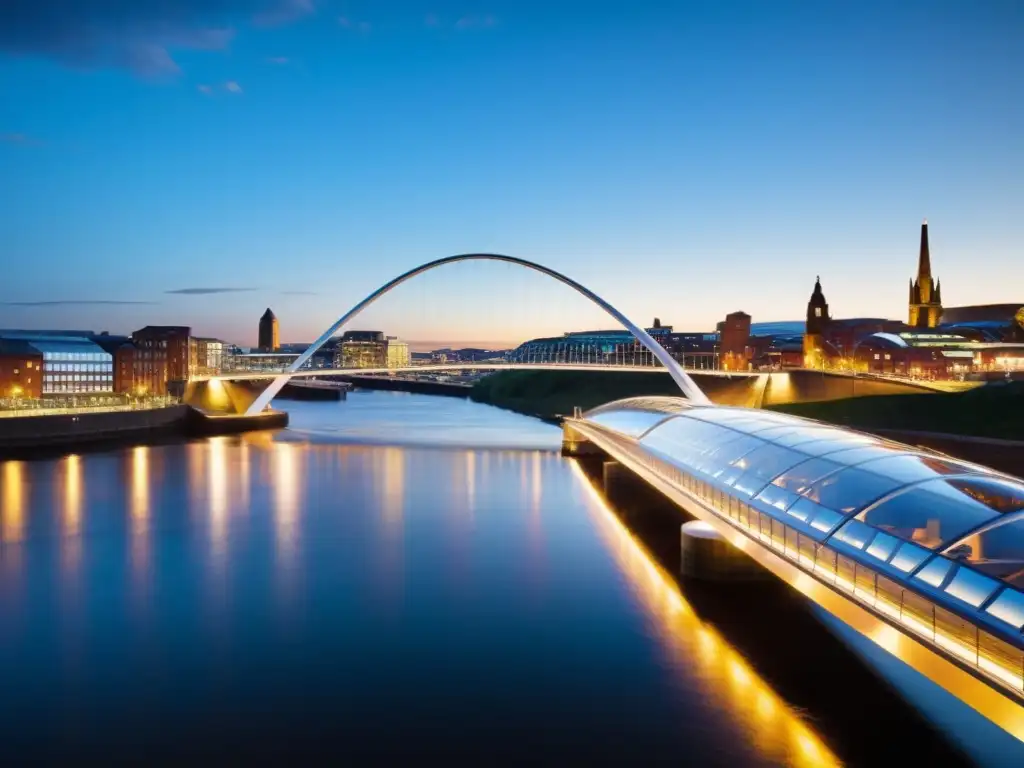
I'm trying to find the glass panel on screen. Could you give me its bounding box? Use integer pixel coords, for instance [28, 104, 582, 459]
[944, 567, 1000, 608]
[985, 589, 1024, 630]
[866, 532, 901, 562]
[915, 558, 953, 588]
[731, 444, 809, 496]
[809, 507, 843, 534]
[822, 445, 906, 466]
[772, 457, 843, 493]
[755, 484, 799, 513]
[590, 409, 675, 438]
[802, 467, 901, 514]
[944, 515, 1024, 587]
[703, 436, 765, 479]
[890, 542, 931, 573]
[861, 477, 1023, 550]
[859, 454, 979, 483]
[834, 520, 875, 550]
[766, 427, 839, 448]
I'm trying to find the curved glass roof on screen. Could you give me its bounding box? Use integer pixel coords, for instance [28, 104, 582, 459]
[583, 397, 1024, 635]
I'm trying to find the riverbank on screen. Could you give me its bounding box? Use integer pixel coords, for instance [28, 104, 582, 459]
[0, 404, 288, 458]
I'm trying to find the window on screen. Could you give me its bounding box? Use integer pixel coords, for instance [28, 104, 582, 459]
[986, 589, 1024, 630]
[915, 557, 953, 588]
[890, 542, 930, 573]
[874, 353, 880, 360]
[12, 368, 18, 375]
[815, 307, 822, 317]
[26, 361, 32, 369]
[944, 567, 999, 607]
[884, 354, 891, 360]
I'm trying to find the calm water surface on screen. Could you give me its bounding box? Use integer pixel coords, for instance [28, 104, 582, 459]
[0, 392, 890, 763]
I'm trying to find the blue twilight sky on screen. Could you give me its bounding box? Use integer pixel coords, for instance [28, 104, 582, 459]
[1, 0, 1022, 348]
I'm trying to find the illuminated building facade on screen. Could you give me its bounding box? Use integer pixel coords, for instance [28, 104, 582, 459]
[385, 337, 410, 368]
[89, 335, 137, 394]
[718, 311, 751, 371]
[909, 219, 943, 328]
[0, 339, 44, 399]
[258, 308, 280, 352]
[335, 330, 387, 368]
[510, 323, 677, 366]
[131, 326, 192, 395]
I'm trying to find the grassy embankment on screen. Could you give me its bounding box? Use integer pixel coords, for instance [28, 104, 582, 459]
[470, 370, 1024, 440]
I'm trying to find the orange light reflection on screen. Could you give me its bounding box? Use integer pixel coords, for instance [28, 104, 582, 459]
[571, 461, 840, 768]
[2, 461, 25, 543]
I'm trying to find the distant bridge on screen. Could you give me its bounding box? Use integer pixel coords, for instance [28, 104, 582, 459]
[196, 362, 757, 383]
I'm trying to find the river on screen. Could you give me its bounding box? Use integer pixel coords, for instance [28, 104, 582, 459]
[0, 391, 979, 763]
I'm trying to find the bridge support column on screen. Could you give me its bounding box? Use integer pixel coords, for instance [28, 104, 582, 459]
[562, 422, 603, 457]
[679, 521, 766, 581]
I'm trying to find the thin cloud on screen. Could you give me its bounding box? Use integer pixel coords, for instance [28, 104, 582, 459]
[0, 132, 40, 146]
[455, 14, 497, 30]
[338, 16, 369, 33]
[425, 13, 440, 28]
[1, 300, 157, 306]
[197, 83, 213, 94]
[0, 1, 313, 75]
[267, 55, 289, 64]
[224, 80, 243, 93]
[166, 287, 256, 295]
[282, 290, 318, 295]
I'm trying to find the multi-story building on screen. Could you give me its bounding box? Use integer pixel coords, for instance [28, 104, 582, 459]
[718, 311, 751, 371]
[0, 333, 117, 397]
[259, 308, 280, 352]
[385, 337, 410, 368]
[193, 337, 226, 377]
[90, 334, 138, 394]
[0, 339, 44, 399]
[335, 331, 387, 368]
[131, 326, 192, 395]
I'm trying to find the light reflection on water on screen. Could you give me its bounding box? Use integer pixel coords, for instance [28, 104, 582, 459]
[0, 393, 856, 762]
[573, 461, 840, 768]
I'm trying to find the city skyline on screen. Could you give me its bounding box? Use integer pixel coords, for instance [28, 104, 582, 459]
[2, 1, 1022, 344]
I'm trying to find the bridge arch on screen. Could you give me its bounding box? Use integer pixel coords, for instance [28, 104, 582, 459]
[245, 254, 710, 415]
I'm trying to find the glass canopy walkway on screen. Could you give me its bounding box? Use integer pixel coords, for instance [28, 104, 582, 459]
[568, 397, 1024, 715]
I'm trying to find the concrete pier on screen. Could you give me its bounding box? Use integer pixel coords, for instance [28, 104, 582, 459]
[679, 521, 766, 581]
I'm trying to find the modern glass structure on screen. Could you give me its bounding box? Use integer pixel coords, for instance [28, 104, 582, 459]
[0, 335, 114, 396]
[509, 328, 675, 366]
[576, 397, 1024, 699]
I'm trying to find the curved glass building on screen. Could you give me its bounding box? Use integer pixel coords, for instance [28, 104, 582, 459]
[576, 397, 1024, 699]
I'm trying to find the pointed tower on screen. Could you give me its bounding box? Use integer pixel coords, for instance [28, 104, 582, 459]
[908, 219, 942, 328]
[803, 276, 832, 366]
[258, 308, 280, 352]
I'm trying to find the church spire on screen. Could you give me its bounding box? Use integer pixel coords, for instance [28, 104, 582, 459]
[918, 218, 931, 283]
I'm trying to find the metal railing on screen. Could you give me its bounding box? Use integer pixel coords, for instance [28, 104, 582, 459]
[0, 397, 179, 419]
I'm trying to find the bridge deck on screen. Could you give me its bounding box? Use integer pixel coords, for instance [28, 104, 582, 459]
[567, 410, 1024, 741]
[195, 363, 757, 382]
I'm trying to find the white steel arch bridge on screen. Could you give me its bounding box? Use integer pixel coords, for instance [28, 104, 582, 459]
[242, 253, 711, 415]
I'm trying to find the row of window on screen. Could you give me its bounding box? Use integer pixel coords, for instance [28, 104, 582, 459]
[43, 383, 113, 393]
[41, 351, 110, 362]
[45, 374, 113, 382]
[45, 362, 113, 373]
[589, 425, 1024, 696]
